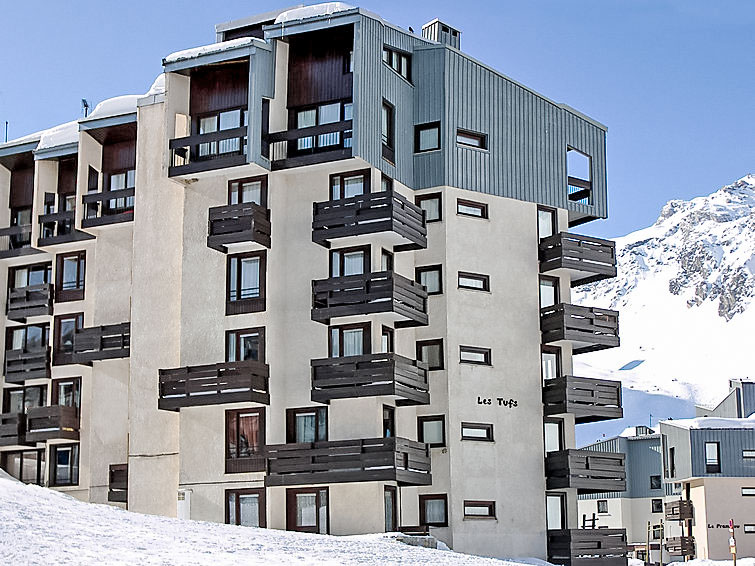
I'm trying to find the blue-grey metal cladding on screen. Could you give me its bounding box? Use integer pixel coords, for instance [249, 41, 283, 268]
[661, 423, 693, 481]
[689, 428, 755, 478]
[742, 383, 755, 417]
[248, 44, 274, 168]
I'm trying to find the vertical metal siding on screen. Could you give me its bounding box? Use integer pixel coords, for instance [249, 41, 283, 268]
[742, 383, 755, 417]
[690, 428, 755, 478]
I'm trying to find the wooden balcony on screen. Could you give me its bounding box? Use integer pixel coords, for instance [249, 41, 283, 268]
[543, 375, 623, 424]
[547, 529, 628, 566]
[108, 463, 128, 504]
[311, 353, 429, 406]
[207, 202, 271, 253]
[7, 283, 54, 321]
[25, 405, 80, 442]
[265, 437, 431, 487]
[545, 449, 626, 493]
[666, 536, 695, 557]
[0, 413, 29, 447]
[665, 499, 694, 522]
[0, 225, 40, 259]
[158, 360, 270, 411]
[265, 120, 352, 170]
[312, 189, 427, 251]
[312, 271, 428, 328]
[541, 303, 619, 355]
[72, 323, 130, 364]
[5, 347, 51, 383]
[81, 189, 135, 228]
[37, 211, 94, 247]
[539, 232, 617, 287]
[168, 126, 248, 177]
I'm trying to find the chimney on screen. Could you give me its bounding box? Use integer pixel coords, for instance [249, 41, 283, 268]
[421, 18, 461, 49]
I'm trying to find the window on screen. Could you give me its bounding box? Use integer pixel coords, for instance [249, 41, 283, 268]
[227, 251, 266, 314]
[456, 130, 487, 150]
[458, 272, 489, 291]
[226, 488, 266, 528]
[2, 385, 46, 413]
[544, 419, 564, 453]
[344, 51, 353, 74]
[461, 422, 494, 442]
[198, 108, 247, 157]
[380, 175, 393, 192]
[226, 328, 264, 362]
[744, 524, 755, 534]
[329, 323, 370, 357]
[381, 326, 394, 353]
[0, 449, 45, 485]
[382, 47, 411, 81]
[330, 169, 370, 200]
[380, 249, 393, 272]
[742, 487, 755, 496]
[705, 442, 721, 473]
[53, 313, 83, 366]
[384, 486, 397, 532]
[383, 406, 395, 438]
[55, 251, 85, 302]
[597, 500, 608, 514]
[229, 176, 267, 207]
[459, 346, 491, 366]
[416, 265, 442, 295]
[463, 501, 495, 519]
[330, 246, 370, 277]
[546, 493, 565, 530]
[415, 122, 441, 153]
[8, 262, 51, 290]
[651, 499, 663, 513]
[226, 408, 265, 473]
[415, 193, 441, 223]
[541, 347, 561, 381]
[650, 475, 662, 490]
[50, 444, 79, 486]
[6, 324, 49, 352]
[286, 407, 327, 443]
[418, 415, 445, 448]
[669, 447, 676, 477]
[652, 524, 663, 540]
[743, 450, 755, 459]
[416, 339, 444, 371]
[538, 207, 557, 240]
[419, 494, 448, 527]
[381, 101, 395, 159]
[539, 276, 559, 309]
[105, 169, 135, 214]
[456, 199, 488, 218]
[52, 377, 81, 410]
[294, 102, 351, 152]
[287, 487, 329, 534]
[567, 148, 592, 204]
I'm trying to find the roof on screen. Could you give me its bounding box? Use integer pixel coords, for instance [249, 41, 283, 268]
[661, 414, 755, 431]
[215, 6, 301, 34]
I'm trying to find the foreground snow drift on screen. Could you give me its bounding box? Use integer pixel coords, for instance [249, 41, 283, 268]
[0, 475, 519, 565]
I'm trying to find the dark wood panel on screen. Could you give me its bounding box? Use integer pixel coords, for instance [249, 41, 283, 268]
[547, 529, 628, 566]
[25, 405, 80, 442]
[72, 323, 130, 364]
[10, 167, 34, 208]
[287, 25, 353, 108]
[545, 449, 626, 493]
[540, 232, 617, 287]
[57, 157, 78, 196]
[190, 61, 249, 118]
[7, 283, 54, 322]
[207, 202, 271, 252]
[103, 140, 136, 173]
[0, 412, 27, 446]
[665, 499, 694, 521]
[543, 375, 623, 424]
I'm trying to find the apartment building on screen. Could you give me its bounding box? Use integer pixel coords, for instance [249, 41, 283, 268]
[0, 3, 626, 562]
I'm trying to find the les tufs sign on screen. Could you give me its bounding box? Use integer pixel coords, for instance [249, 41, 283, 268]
[477, 396, 518, 408]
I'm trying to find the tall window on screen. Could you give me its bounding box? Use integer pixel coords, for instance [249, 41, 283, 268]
[56, 251, 86, 302]
[546, 493, 565, 530]
[381, 101, 394, 150]
[418, 415, 445, 448]
[7, 324, 49, 352]
[416, 265, 443, 295]
[415, 193, 441, 223]
[544, 419, 564, 453]
[381, 326, 394, 353]
[227, 251, 266, 314]
[538, 207, 556, 240]
[414, 122, 441, 153]
[419, 494, 448, 527]
[2, 384, 46, 413]
[9, 262, 51, 290]
[705, 442, 721, 473]
[329, 323, 370, 358]
[330, 246, 370, 277]
[226, 488, 266, 528]
[383, 406, 395, 438]
[52, 377, 81, 410]
[330, 170, 370, 200]
[287, 488, 328, 534]
[286, 407, 327, 443]
[226, 328, 264, 362]
[225, 408, 265, 473]
[539, 276, 559, 309]
[541, 347, 561, 381]
[384, 486, 397, 532]
[50, 444, 79, 486]
[229, 176, 267, 207]
[106, 169, 135, 214]
[669, 447, 676, 477]
[416, 339, 444, 370]
[53, 313, 83, 366]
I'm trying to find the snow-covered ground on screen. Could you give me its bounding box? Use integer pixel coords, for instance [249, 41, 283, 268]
[0, 473, 528, 565]
[679, 560, 755, 566]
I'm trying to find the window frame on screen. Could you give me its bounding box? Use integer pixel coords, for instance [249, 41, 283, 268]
[416, 339, 444, 371]
[6, 323, 50, 353]
[49, 443, 80, 487]
[381, 100, 395, 161]
[55, 251, 86, 302]
[381, 326, 394, 353]
[414, 122, 441, 153]
[597, 499, 608, 514]
[541, 346, 562, 382]
[0, 449, 45, 485]
[2, 384, 47, 413]
[546, 492, 566, 530]
[329, 169, 371, 201]
[53, 312, 84, 366]
[382, 405, 395, 439]
[225, 488, 266, 528]
[415, 193, 442, 223]
[457, 271, 490, 292]
[456, 198, 488, 219]
[286, 407, 328, 444]
[8, 262, 52, 291]
[415, 265, 443, 295]
[419, 493, 448, 527]
[650, 475, 662, 490]
[225, 327, 265, 363]
[330, 245, 371, 278]
[459, 345, 492, 366]
[51, 377, 81, 410]
[544, 417, 565, 453]
[742, 487, 755, 496]
[384, 485, 398, 532]
[651, 498, 663, 514]
[228, 175, 268, 208]
[328, 322, 371, 358]
[539, 275, 560, 309]
[705, 441, 721, 474]
[463, 500, 496, 519]
[286, 487, 329, 534]
[744, 524, 755, 534]
[382, 46, 412, 82]
[461, 422, 494, 442]
[418, 415, 446, 448]
[455, 129, 487, 150]
[226, 250, 266, 315]
[537, 206, 557, 240]
[743, 450, 755, 459]
[225, 407, 266, 473]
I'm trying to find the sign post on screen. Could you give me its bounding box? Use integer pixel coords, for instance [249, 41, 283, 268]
[729, 519, 737, 566]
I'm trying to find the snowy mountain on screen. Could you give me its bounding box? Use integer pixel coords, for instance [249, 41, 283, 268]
[573, 175, 755, 410]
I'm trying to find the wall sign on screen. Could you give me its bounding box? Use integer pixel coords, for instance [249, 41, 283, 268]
[477, 396, 518, 408]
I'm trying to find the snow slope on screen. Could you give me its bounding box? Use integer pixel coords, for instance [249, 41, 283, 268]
[0, 475, 525, 565]
[574, 175, 755, 408]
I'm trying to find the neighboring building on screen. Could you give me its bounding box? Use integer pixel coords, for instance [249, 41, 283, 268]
[0, 3, 626, 562]
[696, 379, 755, 419]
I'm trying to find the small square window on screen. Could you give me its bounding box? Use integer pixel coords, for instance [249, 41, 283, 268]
[415, 122, 440, 153]
[415, 193, 442, 223]
[456, 199, 488, 219]
[650, 475, 662, 490]
[463, 500, 495, 519]
[461, 422, 493, 442]
[416, 339, 444, 371]
[459, 346, 491, 366]
[416, 265, 443, 295]
[705, 442, 721, 473]
[743, 450, 755, 459]
[744, 524, 755, 534]
[597, 500, 608, 514]
[652, 524, 662, 540]
[458, 272, 489, 292]
[419, 494, 447, 527]
[651, 499, 663, 513]
[418, 415, 445, 448]
[456, 130, 487, 149]
[742, 487, 755, 496]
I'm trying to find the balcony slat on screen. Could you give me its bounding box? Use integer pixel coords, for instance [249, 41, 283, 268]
[207, 202, 271, 252]
[543, 375, 622, 423]
[541, 303, 619, 355]
[547, 529, 628, 566]
[5, 347, 51, 383]
[25, 405, 80, 442]
[72, 323, 130, 364]
[545, 449, 626, 493]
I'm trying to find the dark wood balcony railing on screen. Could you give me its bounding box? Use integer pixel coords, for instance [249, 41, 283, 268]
[539, 232, 617, 287]
[311, 353, 429, 406]
[541, 303, 619, 355]
[25, 405, 80, 442]
[543, 376, 623, 424]
[207, 202, 271, 252]
[567, 176, 592, 205]
[665, 499, 694, 522]
[169, 126, 248, 177]
[265, 120, 352, 170]
[547, 529, 628, 566]
[7, 283, 54, 321]
[265, 437, 431, 487]
[312, 189, 427, 251]
[158, 360, 270, 411]
[108, 463, 128, 504]
[82, 188, 135, 228]
[0, 225, 37, 259]
[666, 536, 695, 557]
[0, 412, 27, 447]
[545, 449, 626, 493]
[5, 347, 51, 383]
[312, 271, 428, 328]
[72, 323, 130, 364]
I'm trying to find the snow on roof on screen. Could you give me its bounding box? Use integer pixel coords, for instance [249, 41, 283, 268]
[662, 414, 755, 431]
[274, 2, 355, 24]
[146, 74, 166, 97]
[82, 94, 140, 122]
[36, 121, 79, 151]
[0, 129, 43, 149]
[619, 426, 657, 438]
[163, 37, 255, 65]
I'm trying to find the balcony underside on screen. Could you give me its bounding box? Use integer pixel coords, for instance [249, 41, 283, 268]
[37, 229, 94, 248]
[265, 437, 431, 487]
[24, 405, 80, 443]
[547, 529, 628, 566]
[540, 232, 617, 287]
[545, 449, 626, 494]
[311, 353, 429, 406]
[543, 375, 623, 424]
[541, 303, 619, 355]
[207, 203, 271, 253]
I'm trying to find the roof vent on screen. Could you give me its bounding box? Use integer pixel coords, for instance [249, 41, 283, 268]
[421, 18, 461, 49]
